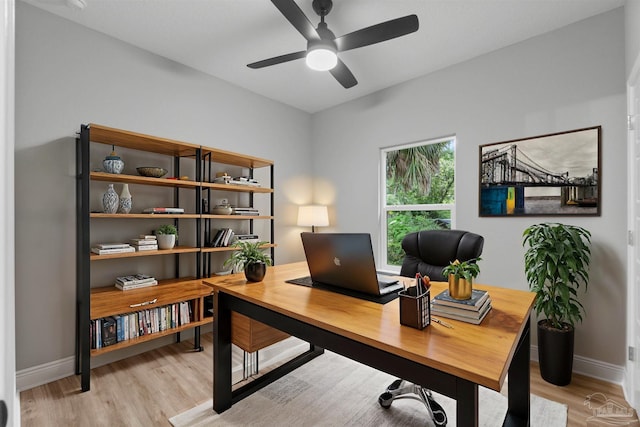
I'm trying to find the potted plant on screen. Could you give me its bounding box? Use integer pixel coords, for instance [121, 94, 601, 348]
[442, 257, 481, 300]
[224, 240, 272, 282]
[156, 224, 178, 249]
[522, 222, 591, 386]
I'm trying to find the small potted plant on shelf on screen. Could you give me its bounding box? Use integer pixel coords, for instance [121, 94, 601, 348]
[522, 222, 591, 386]
[442, 257, 481, 300]
[156, 224, 178, 249]
[224, 240, 272, 282]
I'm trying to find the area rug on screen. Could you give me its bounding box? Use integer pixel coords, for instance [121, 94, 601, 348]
[170, 351, 567, 427]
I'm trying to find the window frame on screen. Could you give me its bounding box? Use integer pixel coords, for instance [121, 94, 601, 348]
[379, 135, 457, 272]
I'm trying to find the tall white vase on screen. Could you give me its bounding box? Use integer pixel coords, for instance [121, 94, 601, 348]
[118, 184, 132, 214]
[102, 184, 119, 214]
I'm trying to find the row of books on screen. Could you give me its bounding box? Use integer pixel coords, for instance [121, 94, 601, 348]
[115, 274, 158, 290]
[90, 301, 193, 349]
[130, 235, 158, 251]
[92, 235, 160, 255]
[431, 289, 492, 325]
[210, 228, 235, 247]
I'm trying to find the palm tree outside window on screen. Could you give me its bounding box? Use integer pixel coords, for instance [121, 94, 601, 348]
[381, 136, 456, 269]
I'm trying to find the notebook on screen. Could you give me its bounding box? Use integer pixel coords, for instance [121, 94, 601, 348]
[293, 232, 403, 302]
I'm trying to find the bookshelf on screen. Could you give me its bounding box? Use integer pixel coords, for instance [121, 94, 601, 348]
[76, 123, 277, 391]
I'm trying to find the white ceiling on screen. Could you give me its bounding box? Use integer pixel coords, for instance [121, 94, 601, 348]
[23, 0, 625, 113]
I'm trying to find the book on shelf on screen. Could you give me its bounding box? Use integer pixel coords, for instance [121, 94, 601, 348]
[139, 234, 157, 240]
[116, 274, 155, 286]
[431, 297, 492, 320]
[92, 246, 135, 255]
[133, 244, 158, 251]
[115, 280, 158, 290]
[232, 234, 260, 244]
[210, 228, 235, 247]
[95, 242, 132, 249]
[101, 316, 118, 347]
[432, 289, 490, 311]
[233, 207, 260, 215]
[142, 207, 185, 214]
[130, 238, 158, 245]
[431, 300, 492, 325]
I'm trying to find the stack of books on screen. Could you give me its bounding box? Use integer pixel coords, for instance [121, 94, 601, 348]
[115, 274, 158, 290]
[232, 234, 260, 244]
[233, 207, 260, 216]
[91, 243, 135, 255]
[431, 289, 492, 325]
[130, 235, 158, 251]
[210, 228, 235, 247]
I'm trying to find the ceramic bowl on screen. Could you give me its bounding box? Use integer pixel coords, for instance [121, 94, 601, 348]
[211, 205, 233, 215]
[137, 167, 168, 178]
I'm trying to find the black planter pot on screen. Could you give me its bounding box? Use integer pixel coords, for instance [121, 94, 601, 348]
[244, 262, 267, 282]
[537, 319, 575, 386]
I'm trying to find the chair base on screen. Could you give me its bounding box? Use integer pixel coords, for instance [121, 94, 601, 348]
[378, 379, 448, 426]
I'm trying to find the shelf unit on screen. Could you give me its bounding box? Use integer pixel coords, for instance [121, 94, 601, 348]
[76, 123, 276, 391]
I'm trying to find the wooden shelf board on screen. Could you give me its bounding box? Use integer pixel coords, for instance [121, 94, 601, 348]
[90, 246, 200, 260]
[90, 171, 199, 188]
[91, 213, 200, 219]
[91, 278, 212, 318]
[200, 182, 273, 193]
[201, 147, 273, 169]
[201, 214, 273, 220]
[88, 124, 200, 157]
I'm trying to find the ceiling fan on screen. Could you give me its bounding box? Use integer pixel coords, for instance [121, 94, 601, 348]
[247, 0, 419, 89]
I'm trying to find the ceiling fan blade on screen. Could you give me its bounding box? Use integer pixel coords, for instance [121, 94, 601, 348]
[330, 59, 357, 89]
[271, 0, 320, 41]
[334, 14, 419, 52]
[247, 51, 307, 69]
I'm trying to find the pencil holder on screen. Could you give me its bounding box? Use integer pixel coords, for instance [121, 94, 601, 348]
[399, 286, 431, 330]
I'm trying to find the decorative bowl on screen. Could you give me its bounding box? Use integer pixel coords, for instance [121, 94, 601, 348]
[137, 167, 168, 178]
[211, 205, 233, 215]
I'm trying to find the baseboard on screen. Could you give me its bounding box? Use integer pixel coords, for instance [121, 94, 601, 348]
[16, 356, 76, 391]
[530, 344, 625, 384]
[18, 341, 626, 392]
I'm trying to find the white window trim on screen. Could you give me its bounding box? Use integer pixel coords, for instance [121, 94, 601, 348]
[379, 136, 456, 272]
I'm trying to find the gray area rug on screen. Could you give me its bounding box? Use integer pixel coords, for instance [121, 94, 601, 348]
[170, 351, 567, 426]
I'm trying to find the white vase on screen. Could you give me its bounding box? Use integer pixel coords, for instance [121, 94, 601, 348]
[157, 234, 176, 249]
[102, 184, 119, 214]
[118, 184, 132, 214]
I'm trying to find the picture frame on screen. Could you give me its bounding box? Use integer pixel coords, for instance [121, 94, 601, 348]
[479, 126, 601, 217]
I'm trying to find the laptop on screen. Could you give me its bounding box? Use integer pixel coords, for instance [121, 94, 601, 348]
[299, 232, 403, 297]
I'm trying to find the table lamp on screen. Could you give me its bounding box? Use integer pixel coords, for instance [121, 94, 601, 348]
[297, 205, 329, 233]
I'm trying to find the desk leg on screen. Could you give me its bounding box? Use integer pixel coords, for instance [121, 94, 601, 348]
[457, 378, 479, 427]
[504, 318, 530, 427]
[213, 291, 232, 413]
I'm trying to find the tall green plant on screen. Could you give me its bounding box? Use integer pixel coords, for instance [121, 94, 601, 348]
[522, 223, 591, 329]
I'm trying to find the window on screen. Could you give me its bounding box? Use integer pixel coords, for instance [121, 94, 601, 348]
[380, 136, 456, 270]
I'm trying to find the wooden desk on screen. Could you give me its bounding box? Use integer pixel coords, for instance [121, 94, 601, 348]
[209, 262, 535, 426]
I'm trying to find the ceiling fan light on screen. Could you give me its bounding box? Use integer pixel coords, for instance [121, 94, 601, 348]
[306, 46, 337, 71]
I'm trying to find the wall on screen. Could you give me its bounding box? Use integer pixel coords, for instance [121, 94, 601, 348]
[15, 2, 312, 374]
[626, 0, 640, 78]
[311, 9, 627, 370]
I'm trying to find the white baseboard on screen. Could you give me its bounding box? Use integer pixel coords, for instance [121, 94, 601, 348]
[530, 344, 625, 385]
[17, 341, 626, 392]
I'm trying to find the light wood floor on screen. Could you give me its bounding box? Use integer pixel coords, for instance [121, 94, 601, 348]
[20, 332, 639, 426]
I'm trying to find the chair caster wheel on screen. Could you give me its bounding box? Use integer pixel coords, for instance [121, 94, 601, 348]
[378, 392, 393, 408]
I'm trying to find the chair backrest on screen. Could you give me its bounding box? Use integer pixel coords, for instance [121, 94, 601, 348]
[399, 229, 484, 281]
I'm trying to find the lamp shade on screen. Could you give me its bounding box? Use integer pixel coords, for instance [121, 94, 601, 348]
[297, 205, 329, 231]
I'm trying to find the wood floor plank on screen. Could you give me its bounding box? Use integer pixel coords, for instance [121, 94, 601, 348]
[19, 332, 639, 426]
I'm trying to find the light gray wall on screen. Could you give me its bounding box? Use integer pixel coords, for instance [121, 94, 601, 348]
[311, 8, 627, 366]
[15, 3, 312, 371]
[626, 0, 640, 78]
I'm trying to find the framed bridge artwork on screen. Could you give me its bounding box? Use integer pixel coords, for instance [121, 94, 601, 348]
[479, 126, 601, 216]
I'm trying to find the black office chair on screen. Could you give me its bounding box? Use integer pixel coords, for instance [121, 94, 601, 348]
[379, 229, 484, 426]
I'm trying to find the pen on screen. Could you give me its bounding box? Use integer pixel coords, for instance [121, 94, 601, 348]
[432, 317, 454, 329]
